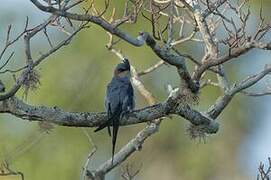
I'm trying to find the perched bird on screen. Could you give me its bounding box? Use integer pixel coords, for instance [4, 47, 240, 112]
[94, 59, 135, 164]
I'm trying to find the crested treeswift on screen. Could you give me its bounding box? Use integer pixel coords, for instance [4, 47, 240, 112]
[94, 59, 135, 164]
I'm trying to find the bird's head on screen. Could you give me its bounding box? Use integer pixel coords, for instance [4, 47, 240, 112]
[114, 59, 131, 77]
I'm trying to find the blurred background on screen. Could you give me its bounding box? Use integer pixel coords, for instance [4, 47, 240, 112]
[0, 0, 271, 179]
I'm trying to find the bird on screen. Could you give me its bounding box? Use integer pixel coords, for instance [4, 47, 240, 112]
[94, 59, 135, 164]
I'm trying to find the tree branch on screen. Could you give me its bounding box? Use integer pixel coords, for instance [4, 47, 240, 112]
[30, 0, 200, 93]
[30, 0, 146, 46]
[0, 93, 218, 133]
[207, 64, 271, 118]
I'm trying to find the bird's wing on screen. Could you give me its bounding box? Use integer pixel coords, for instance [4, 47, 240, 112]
[94, 79, 121, 134]
[106, 77, 134, 117]
[106, 80, 123, 115]
[120, 81, 134, 112]
[107, 78, 124, 164]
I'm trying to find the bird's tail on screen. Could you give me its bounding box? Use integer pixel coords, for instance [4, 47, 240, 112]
[111, 111, 123, 165]
[111, 106, 123, 165]
[94, 106, 122, 165]
[94, 122, 107, 132]
[94, 121, 111, 135]
[94, 121, 112, 136]
[94, 107, 117, 136]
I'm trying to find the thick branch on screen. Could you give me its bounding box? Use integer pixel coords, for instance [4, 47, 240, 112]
[144, 33, 199, 92]
[0, 96, 218, 133]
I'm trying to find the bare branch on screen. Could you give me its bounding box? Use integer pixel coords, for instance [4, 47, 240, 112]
[30, 0, 147, 46]
[90, 124, 158, 178]
[257, 157, 271, 180]
[0, 16, 88, 101]
[193, 41, 271, 81]
[81, 129, 97, 180]
[202, 0, 227, 18]
[207, 64, 271, 118]
[137, 60, 165, 76]
[0, 96, 218, 132]
[0, 160, 24, 180]
[143, 32, 200, 92]
[241, 90, 271, 97]
[231, 64, 271, 94]
[121, 163, 141, 180]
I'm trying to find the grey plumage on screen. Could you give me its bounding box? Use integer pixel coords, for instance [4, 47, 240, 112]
[94, 59, 134, 164]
